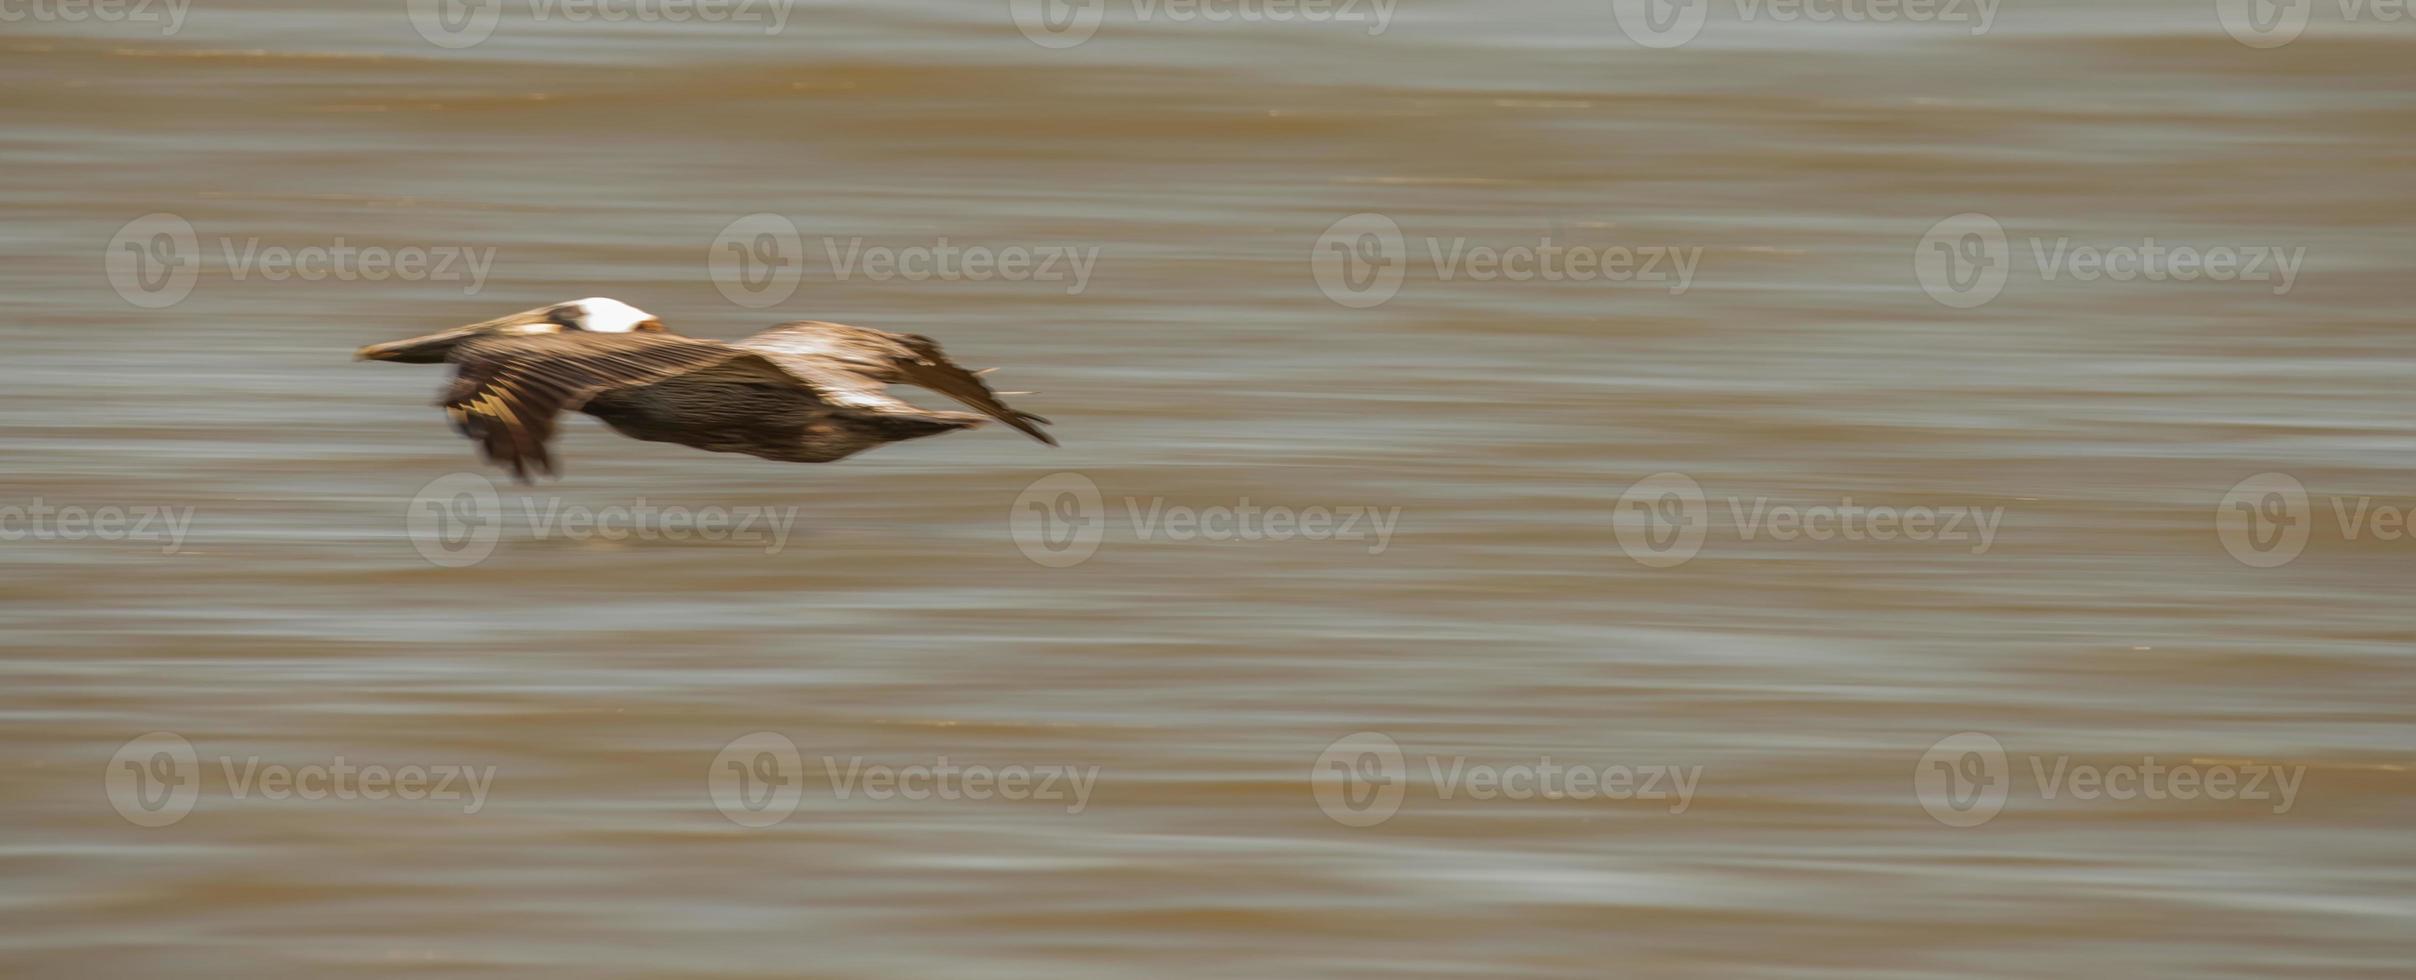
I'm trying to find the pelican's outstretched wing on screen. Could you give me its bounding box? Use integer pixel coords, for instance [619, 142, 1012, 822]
[734, 321, 1056, 446]
[440, 331, 792, 481]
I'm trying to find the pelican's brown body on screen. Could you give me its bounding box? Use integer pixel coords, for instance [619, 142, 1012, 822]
[580, 372, 982, 464]
[357, 299, 1053, 481]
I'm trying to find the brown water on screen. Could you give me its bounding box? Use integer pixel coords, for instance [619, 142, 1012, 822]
[4, 1, 2415, 977]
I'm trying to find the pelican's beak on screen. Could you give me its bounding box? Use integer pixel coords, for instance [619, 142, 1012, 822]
[355, 324, 485, 363]
[356, 307, 554, 363]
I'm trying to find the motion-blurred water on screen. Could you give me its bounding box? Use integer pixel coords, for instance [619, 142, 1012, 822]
[3, 1, 2413, 977]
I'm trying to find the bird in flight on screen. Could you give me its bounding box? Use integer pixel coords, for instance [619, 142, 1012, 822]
[357, 298, 1054, 481]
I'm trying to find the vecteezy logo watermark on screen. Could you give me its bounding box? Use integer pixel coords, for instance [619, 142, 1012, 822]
[1310, 732, 1704, 827]
[2215, 471, 2416, 568]
[1009, 472, 1107, 568]
[709, 212, 803, 309]
[408, 0, 502, 47]
[0, 0, 193, 35]
[1008, 0, 1399, 48]
[408, 472, 506, 567]
[1610, 0, 1999, 48]
[106, 732, 200, 827]
[405, 472, 802, 567]
[409, 0, 795, 48]
[1913, 732, 2007, 827]
[1608, 0, 1710, 47]
[708, 732, 1102, 827]
[706, 213, 1103, 304]
[1910, 212, 2008, 310]
[0, 499, 196, 554]
[709, 731, 804, 827]
[1312, 213, 1704, 308]
[1611, 472, 2004, 567]
[105, 213, 200, 309]
[105, 733, 499, 827]
[2216, 472, 2312, 567]
[1914, 212, 2307, 309]
[1610, 473, 1710, 569]
[1009, 0, 1105, 47]
[2209, 0, 2416, 49]
[1914, 732, 2307, 827]
[1309, 732, 1405, 827]
[1009, 472, 1402, 567]
[2216, 0, 2316, 47]
[104, 214, 499, 307]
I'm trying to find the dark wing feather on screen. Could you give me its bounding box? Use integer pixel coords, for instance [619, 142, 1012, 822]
[441, 332, 788, 481]
[734, 321, 1057, 446]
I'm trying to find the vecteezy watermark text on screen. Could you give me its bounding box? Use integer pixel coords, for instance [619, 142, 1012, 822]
[1, 499, 195, 554]
[1610, 0, 2000, 48]
[1009, 0, 1400, 48]
[408, 0, 796, 48]
[106, 733, 498, 827]
[1915, 732, 2306, 827]
[408, 472, 800, 567]
[823, 757, 1100, 813]
[821, 238, 1100, 295]
[707, 732, 1101, 826]
[0, 0, 191, 34]
[1009, 472, 1402, 567]
[1915, 212, 2307, 309]
[1311, 732, 1703, 827]
[708, 213, 1101, 307]
[1612, 472, 2004, 567]
[106, 213, 498, 308]
[1314, 213, 1703, 308]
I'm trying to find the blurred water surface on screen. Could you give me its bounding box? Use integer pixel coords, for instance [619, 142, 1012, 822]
[3, 1, 2414, 977]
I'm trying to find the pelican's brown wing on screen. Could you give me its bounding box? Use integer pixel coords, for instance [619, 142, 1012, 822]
[734, 320, 1056, 446]
[441, 331, 792, 481]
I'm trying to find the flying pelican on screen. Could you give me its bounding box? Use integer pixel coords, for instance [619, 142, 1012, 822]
[357, 297, 1054, 481]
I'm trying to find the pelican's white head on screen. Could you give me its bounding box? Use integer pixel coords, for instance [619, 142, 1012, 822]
[551, 297, 662, 334]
